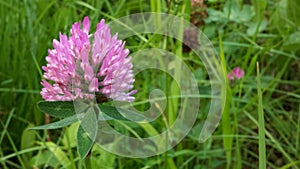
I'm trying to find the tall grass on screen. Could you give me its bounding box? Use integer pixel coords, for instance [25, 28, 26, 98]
[0, 0, 299, 168]
[256, 62, 266, 169]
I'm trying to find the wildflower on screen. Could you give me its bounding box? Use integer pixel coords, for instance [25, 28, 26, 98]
[227, 72, 235, 80]
[41, 17, 136, 102]
[232, 67, 244, 79]
[228, 67, 244, 81]
[190, 0, 208, 27]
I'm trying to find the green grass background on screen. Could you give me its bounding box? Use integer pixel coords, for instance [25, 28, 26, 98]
[0, 0, 300, 168]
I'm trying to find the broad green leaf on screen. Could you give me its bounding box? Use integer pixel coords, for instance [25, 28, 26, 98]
[246, 20, 268, 36]
[30, 151, 59, 168]
[283, 31, 300, 51]
[223, 1, 253, 23]
[77, 107, 97, 159]
[91, 144, 115, 169]
[62, 122, 80, 148]
[29, 115, 78, 130]
[21, 125, 36, 149]
[21, 124, 37, 168]
[37, 101, 75, 118]
[205, 9, 227, 23]
[37, 101, 131, 121]
[43, 142, 71, 169]
[98, 104, 130, 121]
[77, 125, 94, 159]
[203, 24, 218, 39]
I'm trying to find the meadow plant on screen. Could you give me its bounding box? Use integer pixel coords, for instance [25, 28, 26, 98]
[41, 16, 136, 102]
[33, 16, 137, 159]
[228, 67, 244, 80]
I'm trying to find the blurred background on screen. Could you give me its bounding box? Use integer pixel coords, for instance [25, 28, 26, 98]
[0, 0, 299, 168]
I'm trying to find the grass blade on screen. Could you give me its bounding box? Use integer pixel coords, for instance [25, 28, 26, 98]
[219, 36, 233, 168]
[256, 62, 266, 169]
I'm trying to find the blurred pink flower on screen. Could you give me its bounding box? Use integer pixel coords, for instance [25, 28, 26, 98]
[228, 67, 244, 81]
[41, 17, 136, 102]
[232, 67, 244, 79]
[191, 0, 203, 6]
[227, 72, 234, 80]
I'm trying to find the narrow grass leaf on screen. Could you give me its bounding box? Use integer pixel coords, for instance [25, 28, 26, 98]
[244, 110, 296, 165]
[75, 1, 96, 11]
[219, 36, 233, 168]
[296, 102, 300, 156]
[0, 120, 26, 169]
[0, 108, 15, 145]
[280, 160, 300, 169]
[256, 62, 266, 169]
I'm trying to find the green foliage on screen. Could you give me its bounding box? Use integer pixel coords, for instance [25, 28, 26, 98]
[37, 101, 76, 118]
[256, 63, 266, 169]
[33, 101, 136, 159]
[30, 115, 78, 130]
[0, 0, 300, 168]
[77, 125, 94, 159]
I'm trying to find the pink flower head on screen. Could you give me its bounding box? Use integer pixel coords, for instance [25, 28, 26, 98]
[41, 17, 136, 102]
[227, 72, 234, 80]
[232, 67, 244, 79]
[228, 67, 244, 81]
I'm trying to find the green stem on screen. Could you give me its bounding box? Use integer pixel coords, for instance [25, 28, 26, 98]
[256, 62, 266, 169]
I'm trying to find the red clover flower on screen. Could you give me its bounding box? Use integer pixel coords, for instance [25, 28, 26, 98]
[41, 17, 136, 102]
[228, 67, 244, 81]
